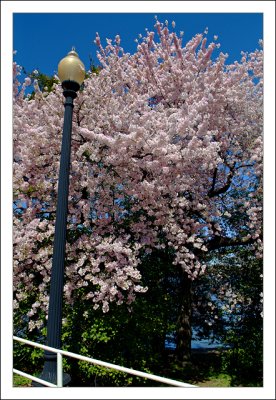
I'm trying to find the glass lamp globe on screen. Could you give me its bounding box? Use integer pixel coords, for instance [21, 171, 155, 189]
[58, 48, 85, 86]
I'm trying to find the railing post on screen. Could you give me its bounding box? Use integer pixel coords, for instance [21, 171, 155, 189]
[57, 352, 63, 388]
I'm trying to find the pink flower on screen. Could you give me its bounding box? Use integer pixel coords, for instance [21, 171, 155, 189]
[24, 77, 31, 86]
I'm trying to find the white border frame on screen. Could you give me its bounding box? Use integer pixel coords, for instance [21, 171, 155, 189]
[1, 2, 275, 399]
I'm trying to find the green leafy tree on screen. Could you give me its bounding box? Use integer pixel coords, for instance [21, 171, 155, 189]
[192, 246, 263, 386]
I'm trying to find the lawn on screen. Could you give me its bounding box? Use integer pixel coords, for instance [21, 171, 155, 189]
[13, 374, 32, 387]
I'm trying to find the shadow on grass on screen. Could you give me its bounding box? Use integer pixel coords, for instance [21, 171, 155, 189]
[161, 348, 262, 387]
[160, 348, 230, 387]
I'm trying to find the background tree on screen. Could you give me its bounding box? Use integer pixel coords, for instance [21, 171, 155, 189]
[192, 245, 263, 386]
[13, 18, 263, 380]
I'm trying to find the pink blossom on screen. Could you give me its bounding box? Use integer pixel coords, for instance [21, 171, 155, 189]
[13, 20, 263, 327]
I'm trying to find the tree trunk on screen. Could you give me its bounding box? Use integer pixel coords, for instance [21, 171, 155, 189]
[175, 271, 192, 367]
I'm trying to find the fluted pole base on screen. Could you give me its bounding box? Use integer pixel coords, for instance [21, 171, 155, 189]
[32, 362, 71, 387]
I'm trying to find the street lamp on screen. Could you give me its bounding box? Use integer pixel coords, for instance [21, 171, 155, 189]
[33, 49, 85, 386]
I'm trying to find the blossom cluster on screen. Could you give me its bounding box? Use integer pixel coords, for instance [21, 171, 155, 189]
[13, 19, 263, 330]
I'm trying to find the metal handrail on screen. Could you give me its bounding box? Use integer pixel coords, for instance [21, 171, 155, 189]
[13, 335, 197, 388]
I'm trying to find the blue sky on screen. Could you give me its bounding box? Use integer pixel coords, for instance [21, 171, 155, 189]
[13, 13, 263, 78]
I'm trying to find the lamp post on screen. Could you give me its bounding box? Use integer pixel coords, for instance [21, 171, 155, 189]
[33, 49, 85, 386]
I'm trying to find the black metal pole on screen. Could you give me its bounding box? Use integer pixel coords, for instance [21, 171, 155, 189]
[33, 80, 80, 386]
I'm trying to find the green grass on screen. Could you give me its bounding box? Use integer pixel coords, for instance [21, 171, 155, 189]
[13, 374, 32, 387]
[196, 373, 231, 387]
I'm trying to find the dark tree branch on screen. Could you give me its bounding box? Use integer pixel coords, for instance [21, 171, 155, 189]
[208, 167, 234, 198]
[132, 152, 153, 160]
[207, 235, 254, 251]
[141, 168, 148, 181]
[210, 167, 218, 193]
[235, 163, 254, 170]
[208, 160, 254, 199]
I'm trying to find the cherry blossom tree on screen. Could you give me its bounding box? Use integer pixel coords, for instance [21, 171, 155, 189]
[13, 19, 263, 365]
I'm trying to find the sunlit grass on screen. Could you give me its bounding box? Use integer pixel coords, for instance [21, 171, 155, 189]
[13, 374, 32, 387]
[196, 373, 231, 387]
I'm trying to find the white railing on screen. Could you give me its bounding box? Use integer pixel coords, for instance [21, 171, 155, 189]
[13, 336, 197, 388]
